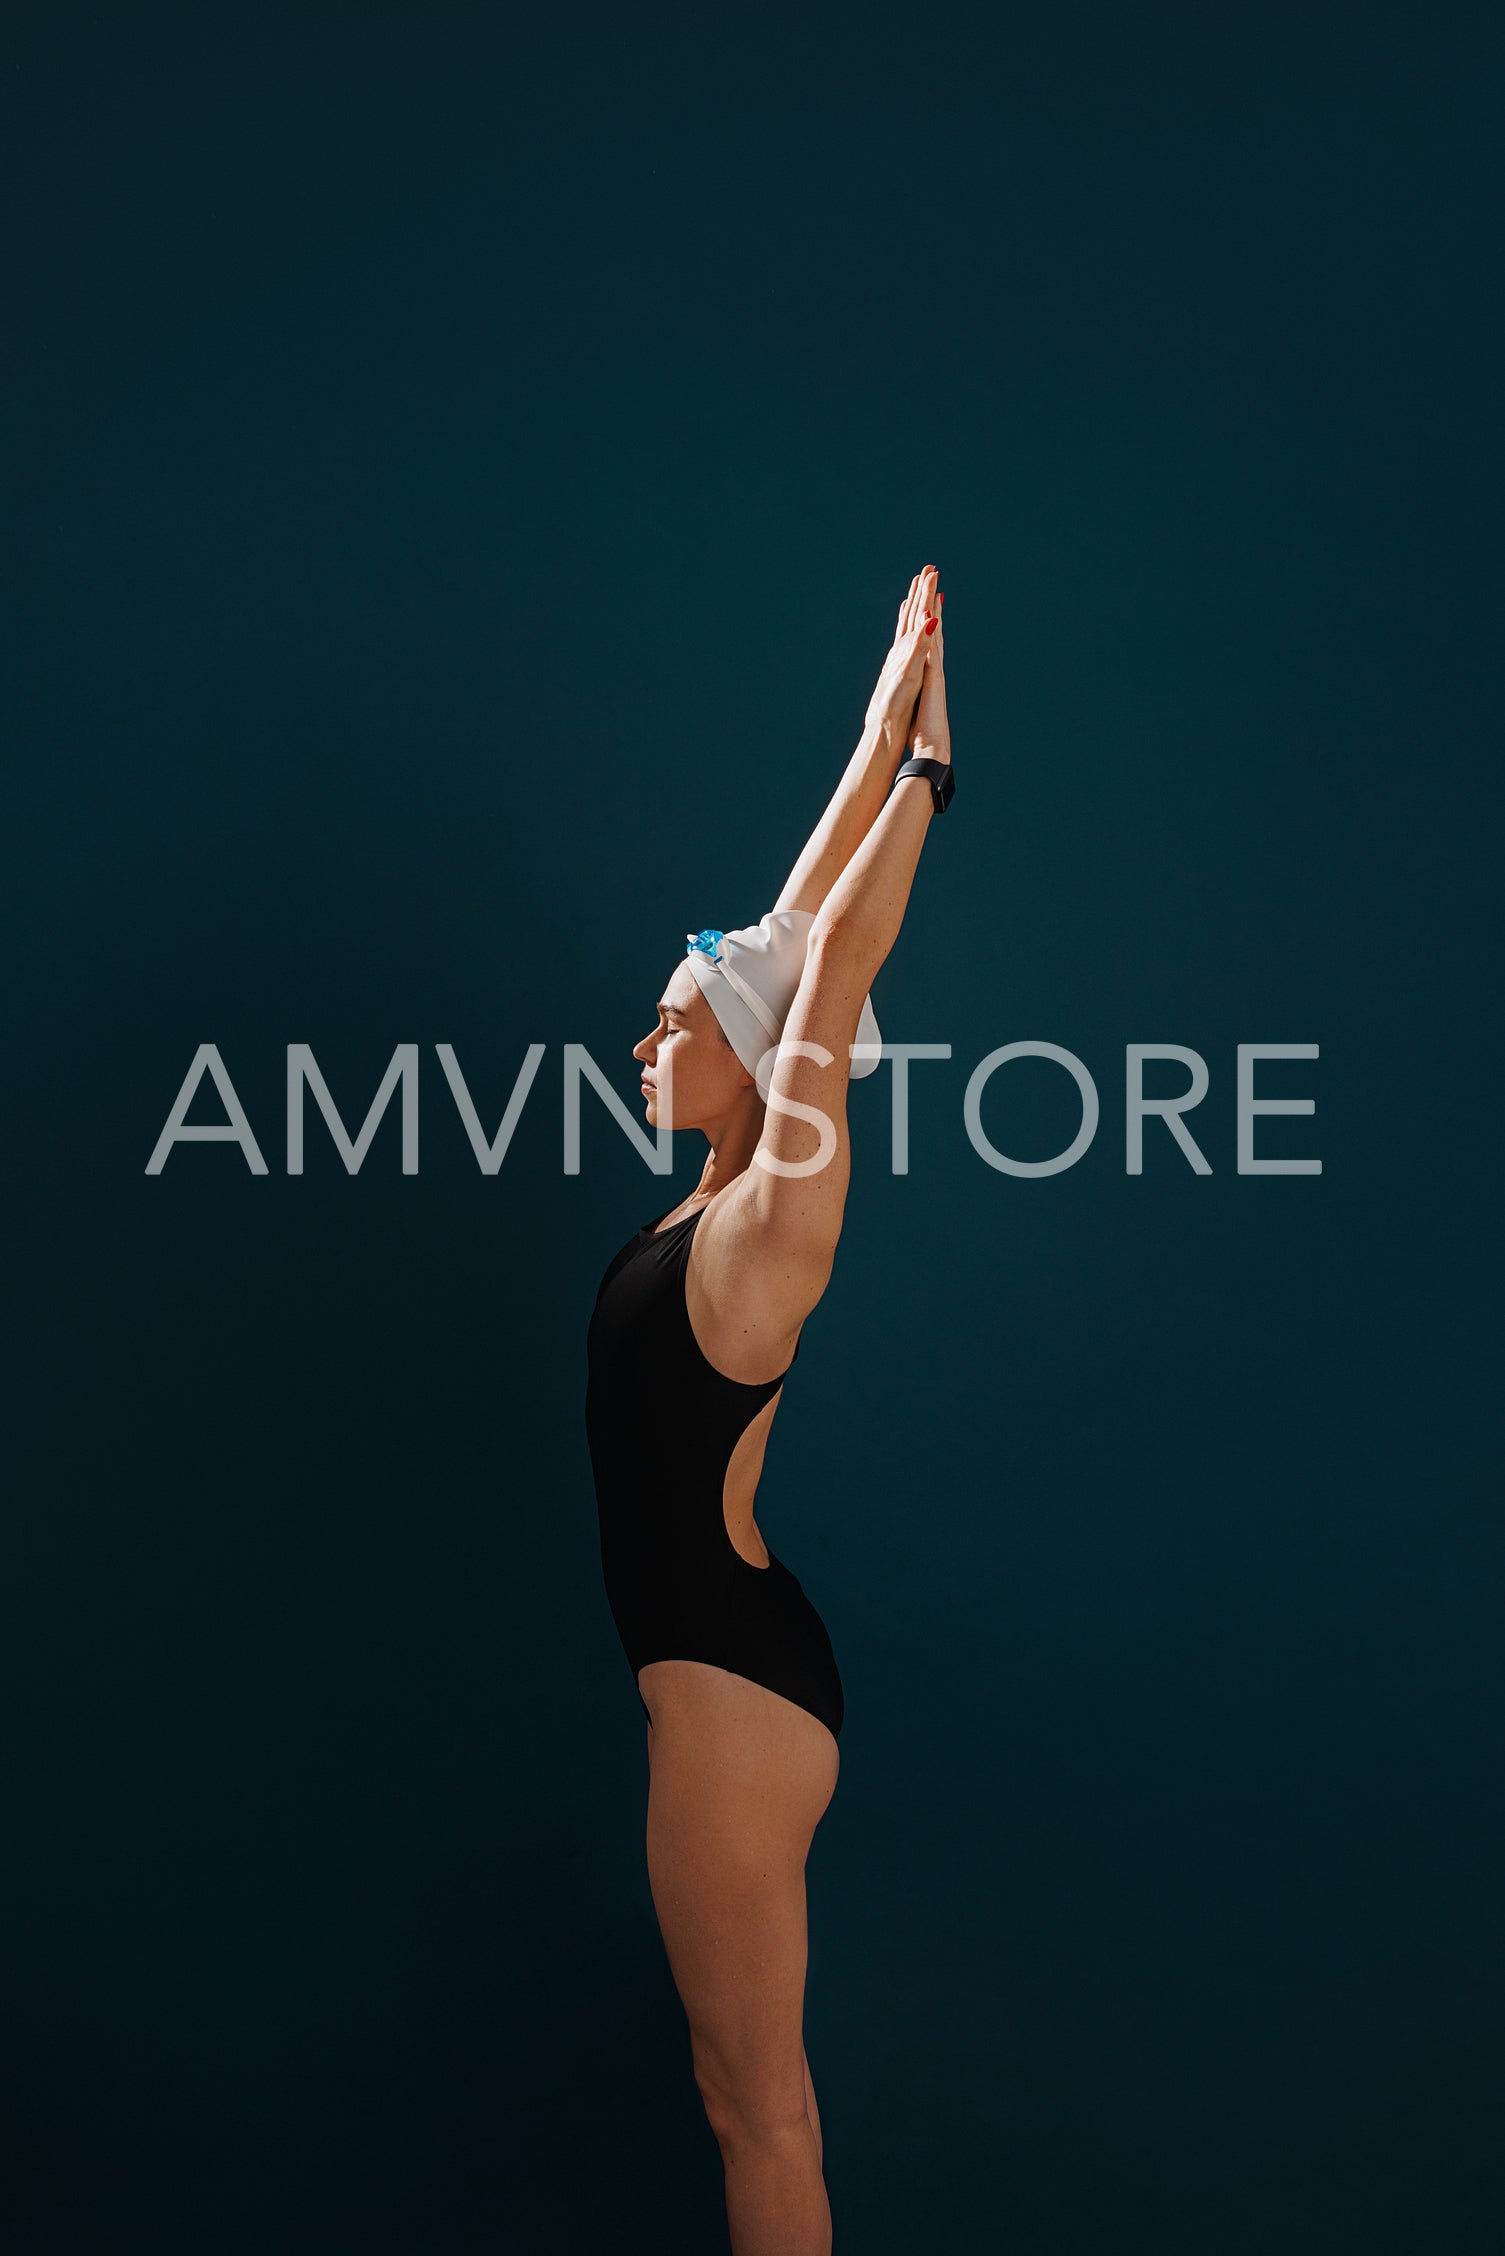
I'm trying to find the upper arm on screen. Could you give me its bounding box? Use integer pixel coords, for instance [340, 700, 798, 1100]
[693, 925, 872, 1367]
[739, 924, 869, 1278]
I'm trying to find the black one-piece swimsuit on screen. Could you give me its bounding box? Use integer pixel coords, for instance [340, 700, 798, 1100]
[585, 1201, 844, 1743]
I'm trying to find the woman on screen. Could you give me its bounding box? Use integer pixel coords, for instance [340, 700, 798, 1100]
[585, 564, 953, 2255]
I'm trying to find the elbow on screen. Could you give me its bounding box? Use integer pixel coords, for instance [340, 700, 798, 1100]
[808, 907, 854, 957]
[808, 907, 881, 986]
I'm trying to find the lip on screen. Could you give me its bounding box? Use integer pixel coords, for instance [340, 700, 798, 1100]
[640, 1078, 655, 1095]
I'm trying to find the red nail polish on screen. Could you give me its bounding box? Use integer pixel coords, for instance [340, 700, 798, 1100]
[925, 616, 938, 634]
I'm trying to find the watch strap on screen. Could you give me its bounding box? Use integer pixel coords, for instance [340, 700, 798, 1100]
[894, 756, 955, 815]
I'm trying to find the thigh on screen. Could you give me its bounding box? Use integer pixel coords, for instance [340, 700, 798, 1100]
[641, 1662, 839, 2113]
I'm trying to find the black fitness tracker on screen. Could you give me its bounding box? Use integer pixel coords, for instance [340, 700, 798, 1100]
[894, 756, 955, 815]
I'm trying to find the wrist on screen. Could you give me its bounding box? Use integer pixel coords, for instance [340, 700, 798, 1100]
[865, 704, 909, 754]
[893, 749, 956, 818]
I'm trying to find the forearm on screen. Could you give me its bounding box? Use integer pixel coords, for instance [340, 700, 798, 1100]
[808, 758, 941, 986]
[771, 712, 910, 920]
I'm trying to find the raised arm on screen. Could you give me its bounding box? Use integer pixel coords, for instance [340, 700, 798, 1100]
[742, 575, 954, 1287]
[770, 567, 945, 919]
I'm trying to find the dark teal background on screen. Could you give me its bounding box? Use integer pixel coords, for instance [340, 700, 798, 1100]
[7, 3, 1502, 2249]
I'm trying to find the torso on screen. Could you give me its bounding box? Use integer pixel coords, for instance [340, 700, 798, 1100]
[584, 1195, 844, 1743]
[644, 1190, 794, 1561]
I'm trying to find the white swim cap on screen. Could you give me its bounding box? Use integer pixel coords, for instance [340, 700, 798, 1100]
[682, 909, 883, 1084]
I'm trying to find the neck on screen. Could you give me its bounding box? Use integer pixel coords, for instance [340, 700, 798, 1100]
[692, 1086, 767, 1199]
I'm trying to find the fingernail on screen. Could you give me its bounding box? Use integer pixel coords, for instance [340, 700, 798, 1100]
[925, 616, 938, 634]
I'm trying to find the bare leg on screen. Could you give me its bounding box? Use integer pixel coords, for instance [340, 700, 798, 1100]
[803, 2046, 823, 2174]
[644, 1714, 827, 2170]
[641, 1660, 840, 2256]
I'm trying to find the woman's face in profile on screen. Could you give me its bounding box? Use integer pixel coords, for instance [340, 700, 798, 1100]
[632, 965, 751, 1130]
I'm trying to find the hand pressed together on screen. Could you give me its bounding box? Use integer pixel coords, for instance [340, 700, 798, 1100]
[865, 564, 951, 764]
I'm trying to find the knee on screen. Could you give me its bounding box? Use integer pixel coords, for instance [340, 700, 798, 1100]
[692, 2043, 812, 2158]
